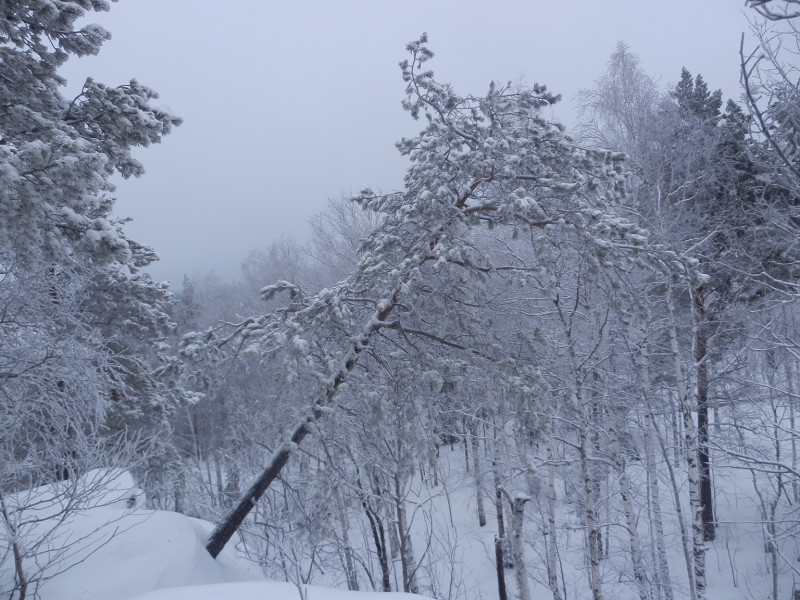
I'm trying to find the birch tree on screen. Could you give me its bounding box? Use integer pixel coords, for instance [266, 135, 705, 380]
[579, 46, 777, 560]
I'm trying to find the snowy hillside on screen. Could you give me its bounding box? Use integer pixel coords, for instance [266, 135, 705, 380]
[0, 470, 428, 600]
[3, 450, 797, 600]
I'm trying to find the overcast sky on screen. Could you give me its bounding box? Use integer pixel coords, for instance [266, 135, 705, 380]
[61, 1, 754, 287]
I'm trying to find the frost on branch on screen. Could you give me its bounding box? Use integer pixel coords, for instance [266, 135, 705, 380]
[0, 4, 186, 573]
[197, 35, 699, 558]
[0, 3, 181, 268]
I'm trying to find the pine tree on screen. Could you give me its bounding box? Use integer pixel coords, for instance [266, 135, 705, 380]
[0, 6, 182, 589]
[190, 35, 689, 559]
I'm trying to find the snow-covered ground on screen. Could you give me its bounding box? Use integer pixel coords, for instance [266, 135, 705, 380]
[3, 445, 798, 600]
[42, 507, 428, 600]
[0, 470, 428, 600]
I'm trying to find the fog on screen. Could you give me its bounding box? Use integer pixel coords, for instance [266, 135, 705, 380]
[61, 0, 751, 286]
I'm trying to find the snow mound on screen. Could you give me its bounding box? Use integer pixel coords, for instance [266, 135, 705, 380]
[38, 509, 258, 600]
[5, 470, 433, 600]
[40, 507, 431, 600]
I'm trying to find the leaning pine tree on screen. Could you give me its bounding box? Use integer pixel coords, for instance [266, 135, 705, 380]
[186, 35, 690, 559]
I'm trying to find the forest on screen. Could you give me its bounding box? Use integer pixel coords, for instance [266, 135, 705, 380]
[2, 2, 800, 600]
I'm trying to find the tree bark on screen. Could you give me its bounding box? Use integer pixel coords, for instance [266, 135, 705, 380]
[607, 413, 650, 600]
[469, 417, 487, 527]
[214, 451, 225, 507]
[577, 387, 604, 600]
[205, 300, 393, 558]
[643, 419, 672, 600]
[636, 335, 673, 600]
[667, 286, 706, 600]
[502, 490, 532, 600]
[362, 497, 391, 592]
[492, 416, 510, 600]
[495, 537, 509, 600]
[334, 486, 359, 591]
[463, 419, 471, 472]
[394, 472, 419, 594]
[693, 287, 715, 541]
[545, 441, 563, 600]
[785, 358, 799, 503]
[554, 294, 603, 600]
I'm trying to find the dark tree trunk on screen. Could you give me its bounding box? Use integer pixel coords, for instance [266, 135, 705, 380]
[362, 498, 391, 592]
[205, 425, 303, 557]
[492, 419, 511, 600]
[204, 297, 393, 558]
[495, 536, 508, 600]
[694, 287, 715, 541]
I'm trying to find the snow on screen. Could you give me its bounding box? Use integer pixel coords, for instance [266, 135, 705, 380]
[4, 451, 796, 600]
[3, 470, 428, 600]
[36, 509, 257, 600]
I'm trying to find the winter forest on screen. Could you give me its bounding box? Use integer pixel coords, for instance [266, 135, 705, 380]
[3, 2, 800, 600]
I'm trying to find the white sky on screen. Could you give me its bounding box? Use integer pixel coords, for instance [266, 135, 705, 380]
[61, 0, 754, 287]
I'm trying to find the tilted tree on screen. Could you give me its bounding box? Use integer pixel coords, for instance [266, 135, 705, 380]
[182, 35, 690, 560]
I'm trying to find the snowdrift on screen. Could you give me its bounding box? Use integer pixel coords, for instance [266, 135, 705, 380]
[1, 470, 430, 600]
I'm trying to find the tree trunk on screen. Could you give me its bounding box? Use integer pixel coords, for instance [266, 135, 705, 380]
[335, 486, 359, 591]
[607, 413, 650, 600]
[667, 286, 706, 600]
[469, 417, 487, 527]
[214, 451, 225, 507]
[463, 419, 471, 473]
[554, 297, 603, 600]
[577, 387, 604, 600]
[785, 359, 799, 503]
[205, 299, 394, 558]
[363, 500, 391, 592]
[492, 417, 510, 600]
[503, 490, 532, 600]
[545, 442, 563, 600]
[693, 287, 715, 541]
[174, 471, 185, 514]
[394, 473, 419, 594]
[205, 458, 217, 509]
[588, 381, 605, 563]
[636, 337, 673, 600]
[643, 416, 672, 600]
[671, 407, 681, 466]
[356, 472, 392, 593]
[495, 537, 509, 600]
[646, 397, 696, 600]
[206, 426, 302, 557]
